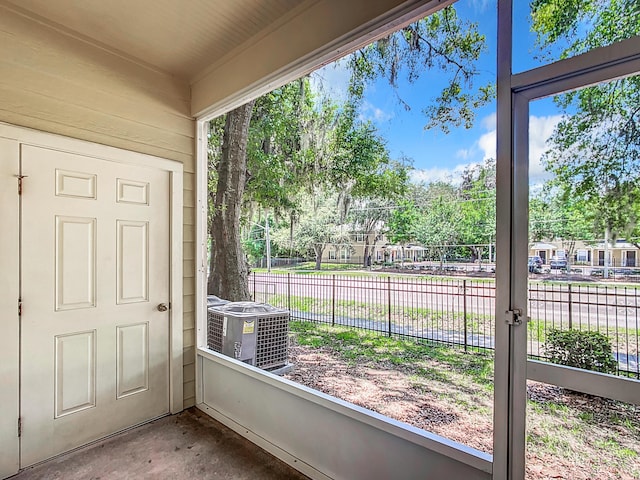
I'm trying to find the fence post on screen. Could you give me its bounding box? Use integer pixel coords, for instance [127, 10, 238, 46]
[387, 277, 392, 337]
[463, 279, 468, 352]
[332, 274, 336, 327]
[287, 273, 291, 312]
[252, 271, 256, 301]
[568, 283, 573, 329]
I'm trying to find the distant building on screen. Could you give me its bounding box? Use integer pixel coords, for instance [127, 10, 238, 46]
[529, 240, 638, 267]
[321, 233, 427, 265]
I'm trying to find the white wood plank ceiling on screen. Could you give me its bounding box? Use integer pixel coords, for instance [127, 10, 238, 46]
[2, 0, 310, 81]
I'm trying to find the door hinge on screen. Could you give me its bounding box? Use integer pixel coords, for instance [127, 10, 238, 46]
[18, 417, 22, 437]
[505, 308, 523, 325]
[16, 175, 27, 195]
[18, 299, 22, 317]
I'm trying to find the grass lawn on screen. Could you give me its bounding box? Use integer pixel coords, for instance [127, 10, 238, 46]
[285, 321, 640, 480]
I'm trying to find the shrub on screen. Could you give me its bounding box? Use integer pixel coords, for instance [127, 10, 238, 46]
[544, 329, 617, 374]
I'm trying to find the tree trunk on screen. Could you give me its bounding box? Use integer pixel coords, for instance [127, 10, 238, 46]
[370, 240, 378, 267]
[207, 101, 256, 301]
[363, 237, 370, 268]
[564, 240, 575, 272]
[314, 245, 324, 270]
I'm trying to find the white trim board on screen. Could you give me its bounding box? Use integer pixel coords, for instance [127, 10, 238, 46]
[527, 360, 640, 406]
[0, 138, 20, 479]
[0, 122, 183, 173]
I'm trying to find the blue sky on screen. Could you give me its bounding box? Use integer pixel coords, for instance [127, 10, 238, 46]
[312, 0, 564, 185]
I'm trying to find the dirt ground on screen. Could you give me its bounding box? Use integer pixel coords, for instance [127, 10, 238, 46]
[284, 342, 640, 480]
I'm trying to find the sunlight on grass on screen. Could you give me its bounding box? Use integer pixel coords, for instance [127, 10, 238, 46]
[289, 320, 494, 387]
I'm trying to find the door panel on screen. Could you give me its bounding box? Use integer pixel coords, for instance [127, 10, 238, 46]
[54, 331, 97, 417]
[116, 322, 149, 398]
[117, 220, 149, 303]
[20, 145, 170, 467]
[55, 169, 97, 198]
[0, 138, 20, 479]
[55, 216, 97, 310]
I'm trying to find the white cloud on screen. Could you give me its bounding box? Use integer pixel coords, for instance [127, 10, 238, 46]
[311, 60, 393, 124]
[466, 113, 563, 183]
[470, 0, 491, 12]
[529, 114, 563, 181]
[481, 112, 497, 131]
[411, 163, 478, 185]
[359, 101, 394, 124]
[310, 59, 351, 102]
[478, 129, 496, 160]
[413, 113, 563, 186]
[456, 148, 474, 160]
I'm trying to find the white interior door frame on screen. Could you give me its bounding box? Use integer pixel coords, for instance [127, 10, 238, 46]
[0, 121, 184, 421]
[0, 137, 20, 479]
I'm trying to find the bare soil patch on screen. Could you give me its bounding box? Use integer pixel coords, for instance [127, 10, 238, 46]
[284, 334, 640, 480]
[285, 345, 492, 452]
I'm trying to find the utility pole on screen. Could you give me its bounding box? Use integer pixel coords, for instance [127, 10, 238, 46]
[603, 227, 610, 279]
[265, 217, 271, 273]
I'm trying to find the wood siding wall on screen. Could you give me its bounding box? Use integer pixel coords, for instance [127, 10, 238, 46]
[0, 8, 197, 408]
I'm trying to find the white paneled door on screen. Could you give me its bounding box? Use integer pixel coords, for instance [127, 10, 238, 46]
[20, 145, 170, 467]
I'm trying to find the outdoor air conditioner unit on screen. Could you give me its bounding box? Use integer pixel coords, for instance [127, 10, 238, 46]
[207, 301, 290, 371]
[207, 294, 229, 308]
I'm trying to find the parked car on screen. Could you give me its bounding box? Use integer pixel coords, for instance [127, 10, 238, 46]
[550, 258, 567, 269]
[528, 256, 542, 273]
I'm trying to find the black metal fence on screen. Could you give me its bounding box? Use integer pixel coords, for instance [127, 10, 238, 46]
[250, 272, 639, 379]
[253, 257, 306, 269]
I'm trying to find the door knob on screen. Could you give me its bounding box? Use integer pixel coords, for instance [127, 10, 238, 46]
[157, 303, 169, 312]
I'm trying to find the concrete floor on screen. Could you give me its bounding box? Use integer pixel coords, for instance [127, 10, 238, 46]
[10, 408, 310, 480]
